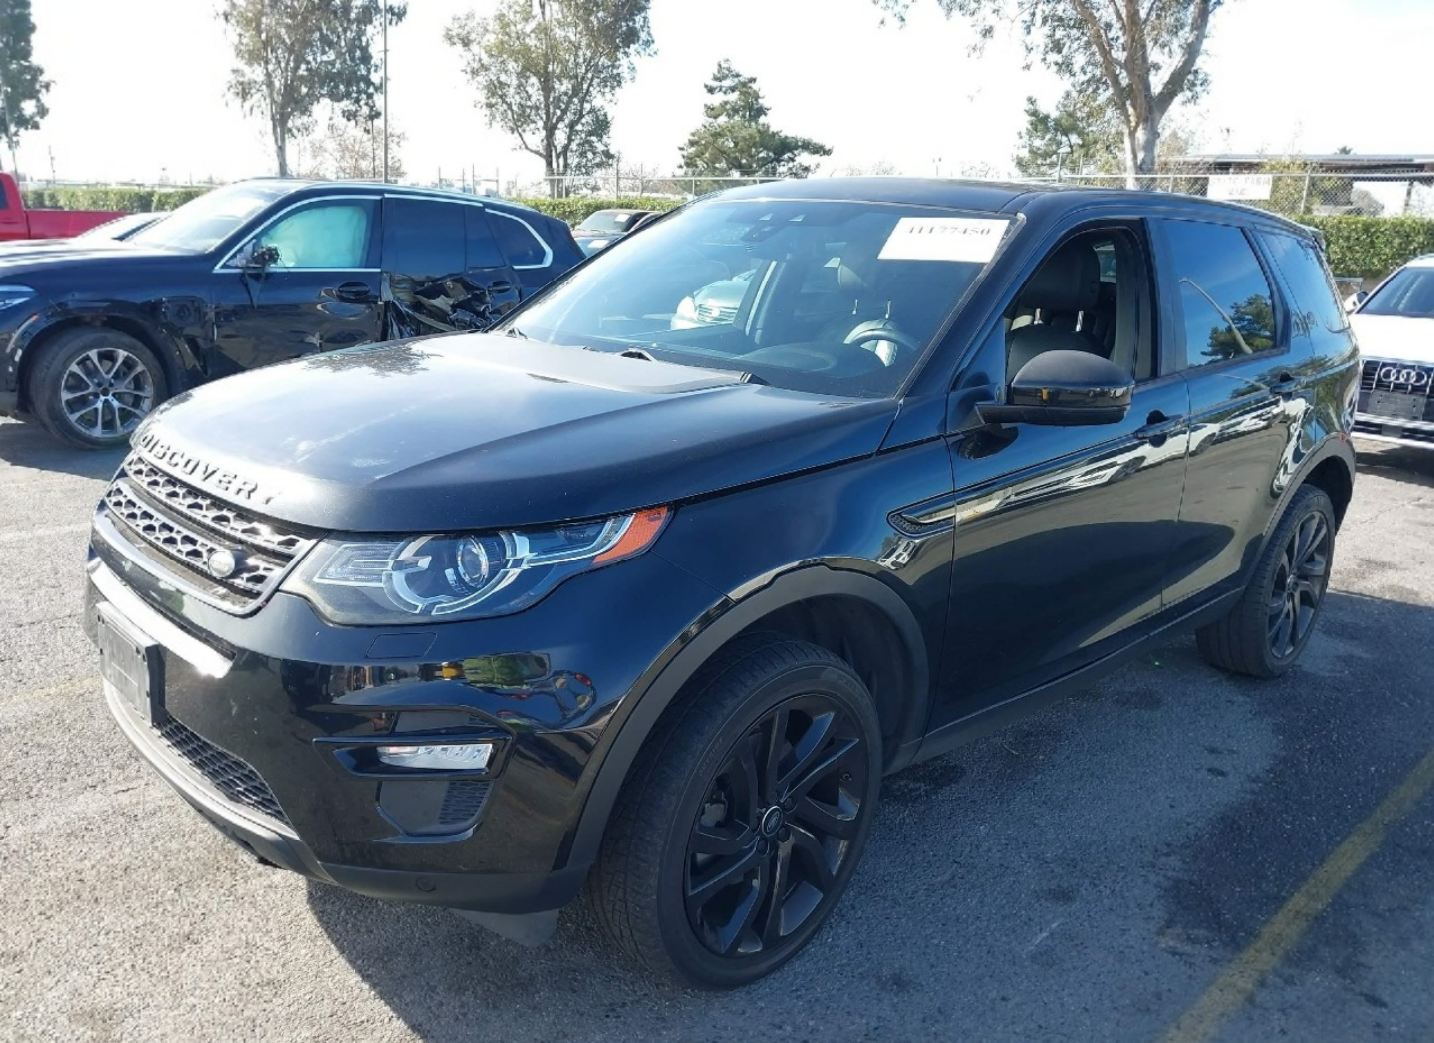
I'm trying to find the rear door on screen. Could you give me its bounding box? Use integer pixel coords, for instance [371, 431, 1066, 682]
[381, 196, 521, 337]
[1154, 216, 1312, 608]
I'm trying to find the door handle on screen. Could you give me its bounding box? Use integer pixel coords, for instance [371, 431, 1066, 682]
[1134, 410, 1187, 443]
[485, 280, 513, 294]
[1269, 372, 1301, 397]
[331, 281, 377, 303]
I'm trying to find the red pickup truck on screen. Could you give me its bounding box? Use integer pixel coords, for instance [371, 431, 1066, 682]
[0, 173, 124, 242]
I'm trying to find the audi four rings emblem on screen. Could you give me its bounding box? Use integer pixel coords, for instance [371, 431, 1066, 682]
[1378, 365, 1431, 387]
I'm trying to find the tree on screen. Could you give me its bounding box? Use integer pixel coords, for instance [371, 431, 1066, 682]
[445, 0, 654, 198]
[221, 0, 407, 178]
[879, 0, 1222, 186]
[0, 0, 50, 169]
[679, 61, 831, 179]
[297, 112, 406, 181]
[1014, 90, 1123, 177]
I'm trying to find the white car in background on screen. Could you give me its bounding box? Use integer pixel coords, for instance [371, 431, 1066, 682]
[1348, 253, 1434, 449]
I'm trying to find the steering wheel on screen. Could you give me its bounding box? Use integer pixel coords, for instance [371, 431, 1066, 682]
[843, 320, 924, 366]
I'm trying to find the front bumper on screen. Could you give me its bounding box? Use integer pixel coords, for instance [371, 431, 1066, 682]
[84, 520, 724, 914]
[1352, 413, 1434, 450]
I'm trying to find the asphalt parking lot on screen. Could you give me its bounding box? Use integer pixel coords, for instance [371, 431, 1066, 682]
[2, 415, 1432, 1043]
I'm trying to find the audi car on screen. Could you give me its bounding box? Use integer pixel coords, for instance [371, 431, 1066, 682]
[1348, 253, 1434, 448]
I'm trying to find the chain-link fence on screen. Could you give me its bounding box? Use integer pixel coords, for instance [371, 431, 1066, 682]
[1036, 170, 1434, 219]
[537, 173, 787, 199]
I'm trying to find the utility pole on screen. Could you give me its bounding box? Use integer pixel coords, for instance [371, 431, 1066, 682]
[381, 0, 389, 183]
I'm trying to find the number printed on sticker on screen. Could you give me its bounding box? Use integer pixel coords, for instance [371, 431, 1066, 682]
[878, 217, 1011, 263]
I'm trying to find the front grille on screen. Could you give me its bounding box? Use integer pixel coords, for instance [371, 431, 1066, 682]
[156, 715, 290, 826]
[1361, 358, 1434, 395]
[697, 301, 738, 324]
[99, 454, 316, 611]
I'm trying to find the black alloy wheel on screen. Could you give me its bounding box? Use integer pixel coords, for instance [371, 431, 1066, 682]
[1267, 508, 1331, 660]
[684, 694, 869, 958]
[1197, 485, 1338, 678]
[590, 634, 882, 988]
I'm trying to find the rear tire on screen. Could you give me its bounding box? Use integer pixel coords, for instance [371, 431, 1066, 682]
[1196, 485, 1337, 678]
[588, 633, 882, 989]
[29, 327, 168, 450]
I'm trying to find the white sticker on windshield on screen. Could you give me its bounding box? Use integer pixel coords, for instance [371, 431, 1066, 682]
[878, 217, 1010, 263]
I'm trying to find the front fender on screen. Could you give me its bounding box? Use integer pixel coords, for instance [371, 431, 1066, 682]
[560, 563, 930, 873]
[8, 297, 208, 404]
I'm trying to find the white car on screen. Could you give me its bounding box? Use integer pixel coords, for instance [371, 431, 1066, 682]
[1348, 253, 1434, 449]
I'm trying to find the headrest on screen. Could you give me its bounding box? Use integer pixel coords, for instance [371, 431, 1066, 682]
[1018, 242, 1101, 314]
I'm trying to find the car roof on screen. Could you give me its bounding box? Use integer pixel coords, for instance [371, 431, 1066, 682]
[233, 177, 551, 220]
[709, 176, 1313, 235]
[1402, 253, 1434, 269]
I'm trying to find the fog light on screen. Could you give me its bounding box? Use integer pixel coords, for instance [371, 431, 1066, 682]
[376, 742, 494, 771]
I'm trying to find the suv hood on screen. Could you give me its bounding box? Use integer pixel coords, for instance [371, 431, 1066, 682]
[1351, 312, 1434, 365]
[132, 335, 899, 532]
[0, 240, 186, 274]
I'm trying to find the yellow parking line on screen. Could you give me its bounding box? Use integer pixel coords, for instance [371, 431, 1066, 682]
[1158, 743, 1434, 1043]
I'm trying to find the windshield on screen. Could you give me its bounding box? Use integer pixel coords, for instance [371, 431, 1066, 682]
[126, 182, 292, 253]
[501, 199, 1013, 397]
[578, 210, 639, 234]
[1363, 265, 1434, 319]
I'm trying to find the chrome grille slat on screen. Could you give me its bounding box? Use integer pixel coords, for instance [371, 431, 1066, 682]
[122, 455, 305, 556]
[98, 454, 315, 611]
[1361, 358, 1434, 397]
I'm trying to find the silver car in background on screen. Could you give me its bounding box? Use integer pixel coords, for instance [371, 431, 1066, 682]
[1348, 253, 1434, 449]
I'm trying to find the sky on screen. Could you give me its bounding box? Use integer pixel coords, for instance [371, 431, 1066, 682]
[17, 0, 1434, 190]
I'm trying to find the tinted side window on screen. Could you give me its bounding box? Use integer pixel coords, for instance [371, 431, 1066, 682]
[253, 200, 376, 269]
[464, 208, 508, 269]
[1164, 220, 1277, 368]
[490, 212, 550, 268]
[1261, 231, 1349, 336]
[385, 198, 465, 279]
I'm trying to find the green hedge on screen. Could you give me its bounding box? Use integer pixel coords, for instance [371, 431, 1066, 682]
[25, 187, 1432, 282]
[22, 185, 210, 213]
[1302, 216, 1434, 280]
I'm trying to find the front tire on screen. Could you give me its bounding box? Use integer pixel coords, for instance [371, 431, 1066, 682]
[29, 327, 168, 450]
[1196, 485, 1337, 678]
[589, 634, 882, 989]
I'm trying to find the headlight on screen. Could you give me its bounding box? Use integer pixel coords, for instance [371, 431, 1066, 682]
[284, 507, 670, 624]
[0, 285, 36, 310]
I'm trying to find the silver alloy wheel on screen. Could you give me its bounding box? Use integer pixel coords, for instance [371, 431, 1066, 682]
[60, 347, 155, 439]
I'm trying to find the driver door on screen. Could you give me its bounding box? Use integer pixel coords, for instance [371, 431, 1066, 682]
[930, 220, 1193, 727]
[211, 197, 383, 376]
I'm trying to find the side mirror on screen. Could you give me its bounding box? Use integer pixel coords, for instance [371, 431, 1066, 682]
[236, 242, 281, 272]
[977, 350, 1134, 427]
[1343, 290, 1367, 313]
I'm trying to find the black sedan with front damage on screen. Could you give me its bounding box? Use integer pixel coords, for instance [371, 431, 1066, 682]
[84, 178, 1359, 988]
[0, 178, 580, 448]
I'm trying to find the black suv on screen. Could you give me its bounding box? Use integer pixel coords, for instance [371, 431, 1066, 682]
[0, 178, 580, 449]
[84, 178, 1358, 988]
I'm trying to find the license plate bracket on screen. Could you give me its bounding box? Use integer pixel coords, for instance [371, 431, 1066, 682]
[1367, 390, 1428, 422]
[97, 602, 163, 726]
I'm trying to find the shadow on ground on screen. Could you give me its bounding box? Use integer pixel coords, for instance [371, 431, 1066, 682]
[304, 591, 1434, 1043]
[0, 417, 126, 480]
